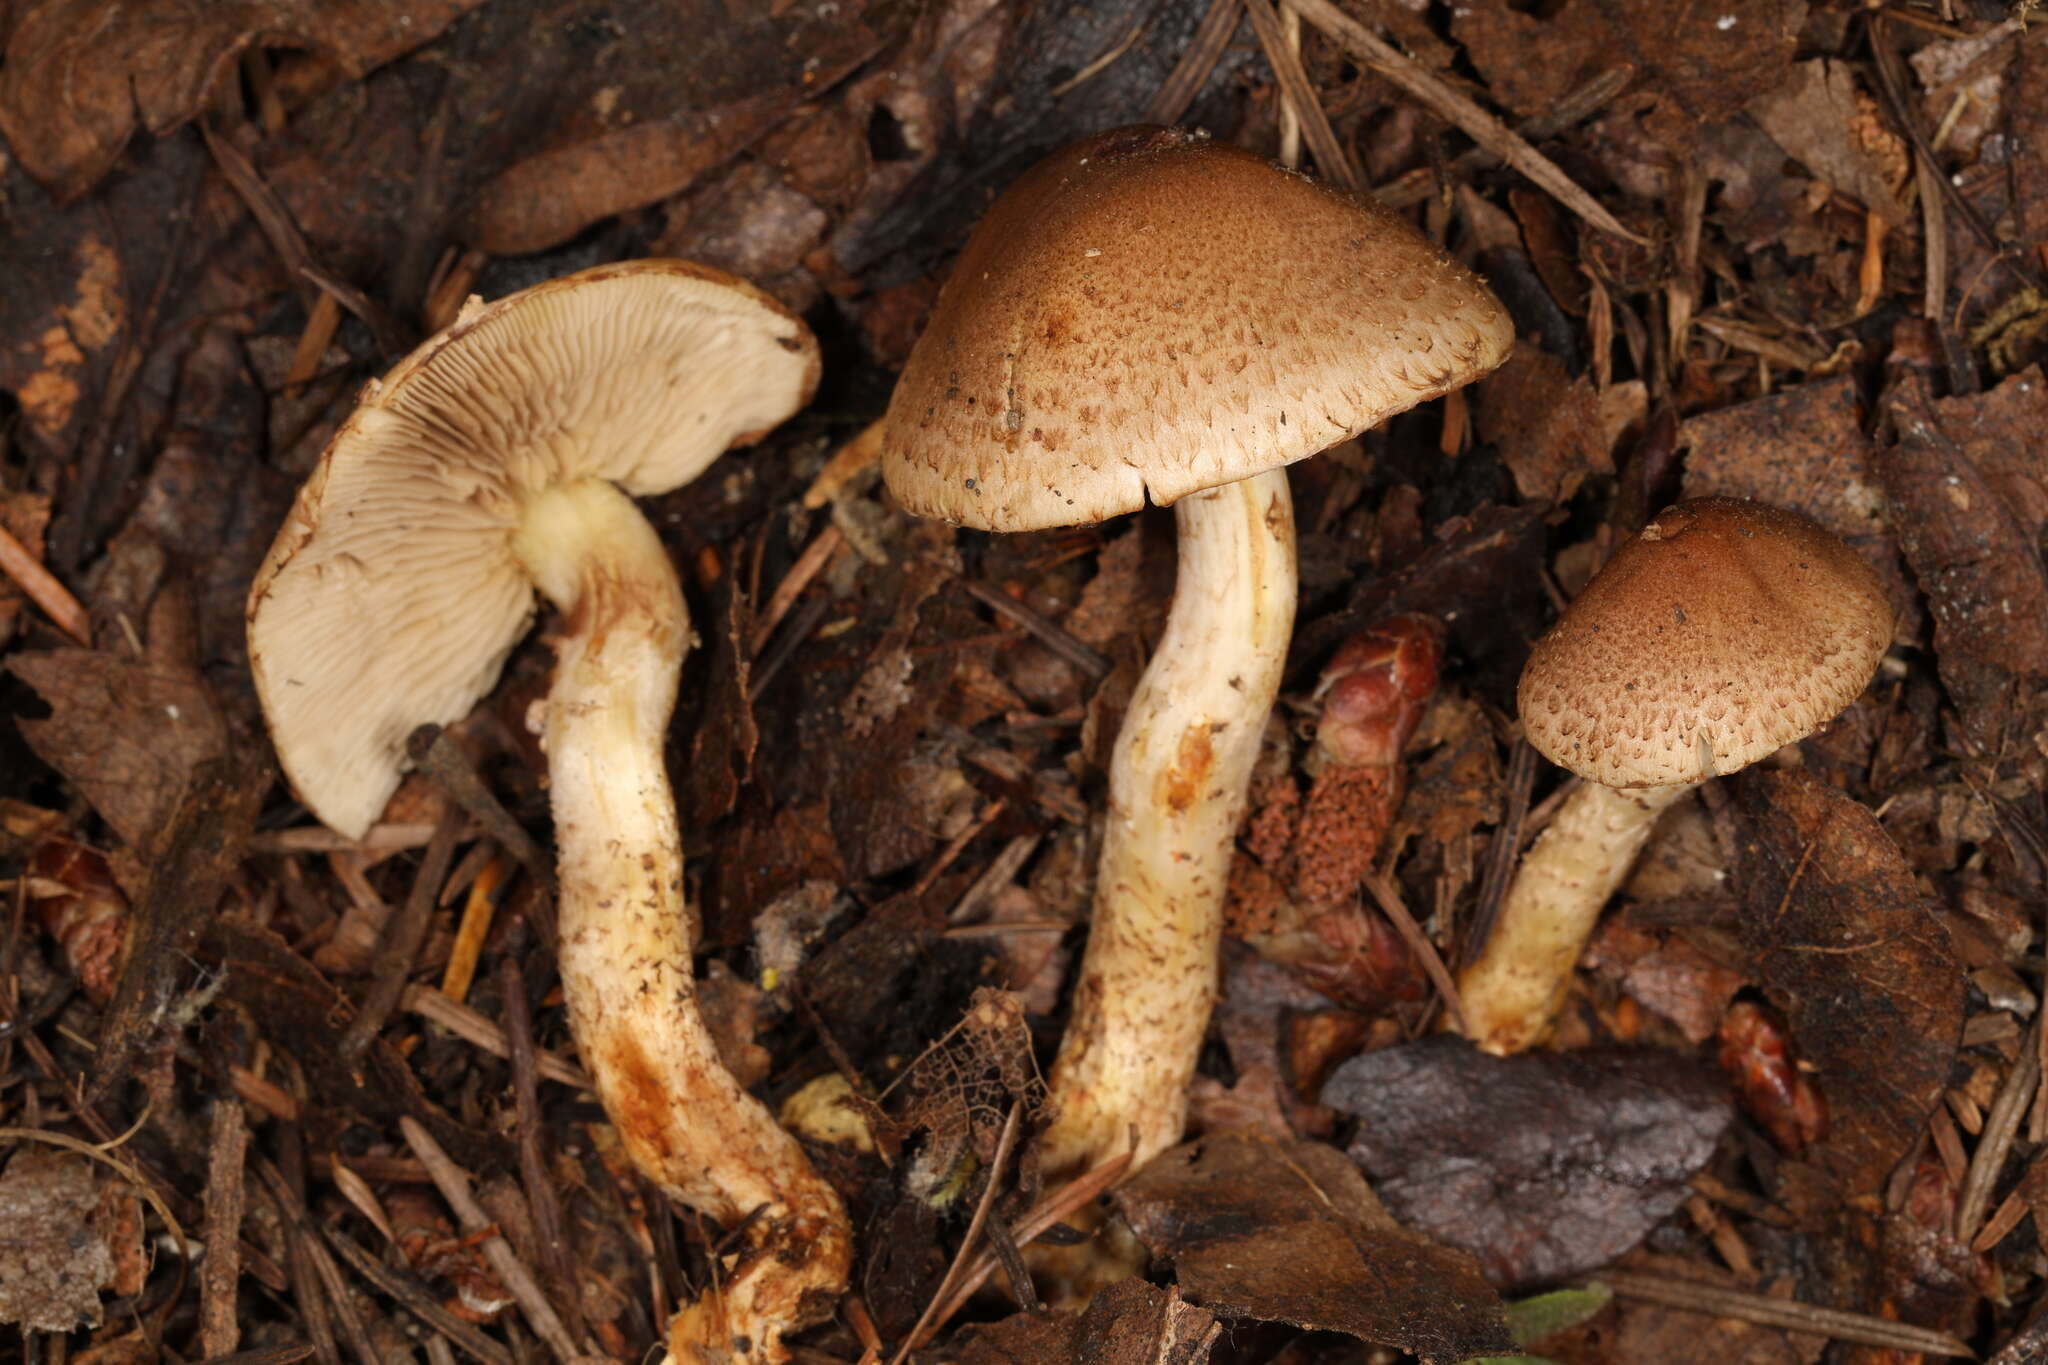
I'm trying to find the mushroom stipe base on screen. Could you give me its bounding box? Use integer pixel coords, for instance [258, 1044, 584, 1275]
[1038, 468, 1297, 1180]
[516, 480, 850, 1362]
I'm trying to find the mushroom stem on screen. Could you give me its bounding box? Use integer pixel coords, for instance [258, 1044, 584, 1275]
[1040, 467, 1297, 1179]
[513, 479, 849, 1362]
[1456, 778, 1692, 1054]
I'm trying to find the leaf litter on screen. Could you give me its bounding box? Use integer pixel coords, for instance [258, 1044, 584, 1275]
[1, 0, 2044, 1361]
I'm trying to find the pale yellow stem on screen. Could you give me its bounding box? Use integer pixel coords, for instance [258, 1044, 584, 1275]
[515, 480, 848, 1364]
[1456, 779, 1692, 1054]
[1040, 468, 1297, 1180]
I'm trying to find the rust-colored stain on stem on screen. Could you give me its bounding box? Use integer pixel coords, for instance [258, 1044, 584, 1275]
[1161, 723, 1214, 814]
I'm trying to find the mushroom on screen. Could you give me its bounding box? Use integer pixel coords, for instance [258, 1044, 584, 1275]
[247, 260, 849, 1362]
[881, 126, 1511, 1180]
[1456, 497, 1893, 1054]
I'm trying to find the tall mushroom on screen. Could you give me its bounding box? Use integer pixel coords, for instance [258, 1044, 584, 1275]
[881, 126, 1511, 1180]
[1456, 497, 1893, 1054]
[247, 260, 848, 1362]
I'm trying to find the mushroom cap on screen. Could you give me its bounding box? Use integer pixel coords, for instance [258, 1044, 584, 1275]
[880, 125, 1512, 530]
[247, 259, 819, 838]
[1518, 497, 1893, 788]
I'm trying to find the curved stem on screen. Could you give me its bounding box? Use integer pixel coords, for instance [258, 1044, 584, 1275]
[515, 480, 848, 1363]
[1040, 468, 1297, 1180]
[1456, 778, 1692, 1054]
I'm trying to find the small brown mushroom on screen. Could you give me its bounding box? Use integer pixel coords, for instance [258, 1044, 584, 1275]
[882, 126, 1511, 1180]
[247, 260, 847, 1362]
[1456, 497, 1893, 1054]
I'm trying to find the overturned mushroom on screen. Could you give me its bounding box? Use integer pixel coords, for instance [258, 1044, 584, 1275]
[882, 126, 1511, 1181]
[1456, 497, 1893, 1054]
[247, 260, 847, 1362]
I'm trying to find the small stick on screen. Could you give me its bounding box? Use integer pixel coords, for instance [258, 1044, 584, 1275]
[404, 983, 591, 1089]
[909, 800, 1009, 900]
[439, 853, 509, 1004]
[261, 1151, 384, 1365]
[889, 1104, 1025, 1365]
[201, 1094, 252, 1357]
[1361, 868, 1467, 1034]
[948, 573, 1110, 680]
[340, 812, 462, 1067]
[1957, 1016, 2041, 1244]
[407, 724, 552, 893]
[0, 521, 91, 643]
[1282, 0, 1642, 243]
[802, 418, 885, 508]
[250, 823, 439, 854]
[916, 1154, 1133, 1348]
[500, 955, 587, 1347]
[1145, 0, 1242, 125]
[752, 523, 845, 655]
[319, 1224, 515, 1365]
[1245, 0, 1360, 190]
[400, 1116, 586, 1364]
[1597, 1270, 1973, 1357]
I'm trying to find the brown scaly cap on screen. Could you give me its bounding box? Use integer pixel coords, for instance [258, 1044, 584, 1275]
[1518, 497, 1893, 788]
[247, 259, 819, 839]
[881, 126, 1513, 530]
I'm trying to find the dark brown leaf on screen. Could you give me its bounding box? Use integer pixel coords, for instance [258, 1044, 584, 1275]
[1729, 769, 1965, 1209]
[954, 1279, 1218, 1365]
[1473, 342, 1611, 505]
[0, 1150, 137, 1332]
[0, 0, 484, 202]
[1680, 374, 1915, 622]
[1117, 1134, 1511, 1363]
[1747, 60, 1908, 227]
[9, 648, 229, 849]
[1324, 1036, 1730, 1289]
[1879, 370, 2048, 748]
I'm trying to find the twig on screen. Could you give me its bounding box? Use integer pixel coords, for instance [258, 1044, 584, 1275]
[1957, 1014, 2042, 1244]
[910, 800, 1009, 899]
[1597, 1270, 1974, 1357]
[1865, 13, 2045, 294]
[319, 1225, 515, 1365]
[1376, 64, 1634, 210]
[915, 1154, 1134, 1348]
[753, 523, 846, 655]
[404, 983, 591, 1089]
[1050, 20, 1150, 98]
[948, 834, 1043, 924]
[259, 1149, 383, 1365]
[1244, 0, 1360, 190]
[201, 1094, 252, 1357]
[407, 724, 552, 894]
[198, 1347, 317, 1365]
[401, 1116, 587, 1364]
[948, 572, 1111, 681]
[1281, 0, 1642, 243]
[1146, 0, 1243, 125]
[802, 418, 885, 508]
[750, 593, 835, 703]
[1361, 868, 1466, 1033]
[499, 955, 587, 1347]
[340, 812, 462, 1067]
[889, 1104, 1025, 1365]
[0, 521, 90, 643]
[439, 851, 508, 1003]
[1465, 738, 1535, 963]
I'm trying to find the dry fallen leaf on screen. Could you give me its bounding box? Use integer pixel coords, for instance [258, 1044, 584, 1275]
[8, 649, 229, 851]
[0, 0, 484, 202]
[1730, 769, 1965, 1213]
[1324, 1035, 1731, 1289]
[1117, 1134, 1513, 1364]
[0, 1149, 141, 1333]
